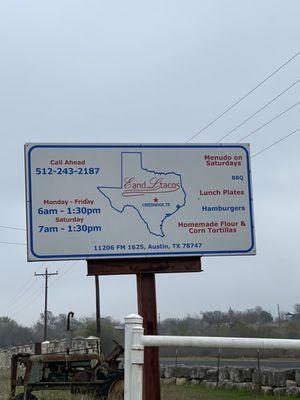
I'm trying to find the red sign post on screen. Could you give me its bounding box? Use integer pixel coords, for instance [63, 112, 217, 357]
[87, 256, 202, 400]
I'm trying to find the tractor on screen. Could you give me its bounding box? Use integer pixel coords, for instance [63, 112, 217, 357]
[10, 341, 124, 400]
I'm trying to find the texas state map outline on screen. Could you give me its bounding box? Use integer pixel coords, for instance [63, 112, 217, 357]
[97, 152, 186, 237]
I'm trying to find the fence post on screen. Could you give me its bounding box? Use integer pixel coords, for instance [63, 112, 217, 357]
[125, 314, 143, 400]
[216, 348, 221, 387]
[257, 349, 261, 389]
[131, 325, 144, 400]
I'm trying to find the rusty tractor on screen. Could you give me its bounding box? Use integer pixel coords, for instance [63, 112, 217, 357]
[10, 341, 124, 400]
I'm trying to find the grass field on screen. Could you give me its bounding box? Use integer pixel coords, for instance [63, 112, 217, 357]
[0, 368, 295, 399]
[161, 385, 285, 399]
[0, 369, 9, 400]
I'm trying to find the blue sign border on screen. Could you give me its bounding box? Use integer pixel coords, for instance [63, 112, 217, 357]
[26, 144, 255, 260]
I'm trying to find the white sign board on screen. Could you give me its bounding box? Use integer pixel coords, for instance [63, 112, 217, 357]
[25, 143, 255, 261]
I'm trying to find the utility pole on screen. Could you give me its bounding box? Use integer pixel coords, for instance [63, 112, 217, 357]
[277, 304, 281, 327]
[35, 268, 58, 341]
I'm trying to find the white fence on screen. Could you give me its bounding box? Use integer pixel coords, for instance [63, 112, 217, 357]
[124, 314, 300, 400]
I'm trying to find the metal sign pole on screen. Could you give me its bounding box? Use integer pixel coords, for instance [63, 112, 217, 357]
[95, 275, 101, 340]
[137, 272, 161, 400]
[87, 257, 202, 400]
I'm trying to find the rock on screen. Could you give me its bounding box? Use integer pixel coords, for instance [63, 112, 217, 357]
[161, 364, 300, 395]
[295, 369, 300, 386]
[286, 386, 300, 396]
[261, 386, 273, 394]
[176, 377, 187, 385]
[207, 368, 218, 382]
[241, 368, 255, 382]
[239, 382, 255, 390]
[218, 380, 230, 389]
[273, 387, 286, 396]
[163, 377, 176, 385]
[236, 383, 247, 390]
[253, 368, 295, 387]
[228, 367, 243, 383]
[173, 366, 191, 378]
[286, 379, 297, 388]
[194, 366, 209, 380]
[221, 382, 239, 390]
[189, 367, 199, 379]
[218, 367, 230, 382]
[163, 366, 174, 379]
[228, 367, 254, 383]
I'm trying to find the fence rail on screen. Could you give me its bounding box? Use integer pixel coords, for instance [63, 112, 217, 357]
[124, 314, 300, 400]
[143, 335, 300, 350]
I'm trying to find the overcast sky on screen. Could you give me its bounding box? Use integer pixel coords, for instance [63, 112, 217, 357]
[0, 0, 299, 327]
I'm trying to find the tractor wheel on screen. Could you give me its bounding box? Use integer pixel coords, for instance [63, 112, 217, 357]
[13, 393, 38, 400]
[107, 378, 124, 400]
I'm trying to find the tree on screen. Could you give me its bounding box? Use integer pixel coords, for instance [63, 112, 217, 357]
[202, 311, 228, 327]
[77, 316, 124, 356]
[0, 316, 34, 347]
[240, 307, 273, 325]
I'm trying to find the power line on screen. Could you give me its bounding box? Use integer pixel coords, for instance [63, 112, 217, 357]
[0, 241, 26, 246]
[217, 78, 300, 142]
[252, 128, 300, 158]
[48, 260, 81, 287]
[9, 287, 44, 318]
[0, 279, 44, 314]
[1, 285, 44, 317]
[7, 261, 80, 319]
[0, 262, 59, 312]
[238, 100, 300, 142]
[0, 225, 26, 231]
[186, 49, 300, 142]
[1, 264, 72, 316]
[0, 277, 33, 310]
[0, 278, 38, 311]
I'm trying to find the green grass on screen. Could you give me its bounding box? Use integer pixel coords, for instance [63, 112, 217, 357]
[161, 384, 293, 399]
[0, 369, 10, 400]
[0, 369, 94, 400]
[0, 369, 295, 400]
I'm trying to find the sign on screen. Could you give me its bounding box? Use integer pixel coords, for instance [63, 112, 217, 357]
[25, 143, 255, 261]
